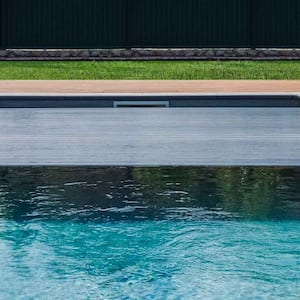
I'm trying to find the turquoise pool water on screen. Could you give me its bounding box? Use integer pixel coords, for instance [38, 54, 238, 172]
[0, 167, 299, 299]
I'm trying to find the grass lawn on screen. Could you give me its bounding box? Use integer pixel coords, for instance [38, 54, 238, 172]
[0, 61, 299, 80]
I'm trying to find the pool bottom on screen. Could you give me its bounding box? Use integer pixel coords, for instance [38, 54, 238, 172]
[0, 220, 299, 300]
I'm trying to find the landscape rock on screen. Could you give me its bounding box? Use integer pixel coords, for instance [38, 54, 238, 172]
[0, 48, 299, 60]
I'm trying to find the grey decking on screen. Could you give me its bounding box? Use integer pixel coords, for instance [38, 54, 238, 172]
[0, 107, 300, 166]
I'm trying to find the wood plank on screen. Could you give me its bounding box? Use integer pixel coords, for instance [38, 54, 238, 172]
[0, 80, 299, 94]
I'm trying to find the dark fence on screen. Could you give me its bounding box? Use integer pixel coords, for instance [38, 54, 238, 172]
[1, 0, 299, 49]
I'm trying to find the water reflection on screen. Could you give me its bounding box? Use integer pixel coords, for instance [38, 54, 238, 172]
[0, 167, 299, 221]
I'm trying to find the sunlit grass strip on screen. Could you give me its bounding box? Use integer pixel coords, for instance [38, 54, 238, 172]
[0, 61, 299, 80]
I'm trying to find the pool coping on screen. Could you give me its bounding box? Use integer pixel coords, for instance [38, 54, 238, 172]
[1, 80, 300, 94]
[1, 80, 300, 107]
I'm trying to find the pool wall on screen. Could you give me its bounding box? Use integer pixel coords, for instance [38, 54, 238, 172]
[0, 94, 300, 108]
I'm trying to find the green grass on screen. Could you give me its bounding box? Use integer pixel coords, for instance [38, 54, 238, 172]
[0, 61, 299, 79]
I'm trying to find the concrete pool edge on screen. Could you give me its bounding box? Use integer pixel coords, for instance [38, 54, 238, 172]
[0, 93, 300, 108]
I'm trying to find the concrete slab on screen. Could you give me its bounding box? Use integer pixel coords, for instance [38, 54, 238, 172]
[0, 107, 300, 166]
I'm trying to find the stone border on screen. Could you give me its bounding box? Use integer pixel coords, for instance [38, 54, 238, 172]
[1, 48, 300, 60]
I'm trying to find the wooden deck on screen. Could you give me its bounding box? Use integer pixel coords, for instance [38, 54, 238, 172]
[0, 80, 300, 94]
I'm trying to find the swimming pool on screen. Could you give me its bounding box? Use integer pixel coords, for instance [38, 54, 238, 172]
[0, 167, 299, 299]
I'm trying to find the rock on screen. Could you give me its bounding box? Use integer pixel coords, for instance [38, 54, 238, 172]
[90, 50, 100, 57]
[246, 49, 258, 57]
[215, 50, 225, 56]
[224, 49, 236, 57]
[80, 50, 90, 57]
[258, 51, 265, 57]
[47, 50, 59, 57]
[294, 49, 300, 56]
[194, 49, 206, 56]
[139, 49, 152, 57]
[175, 49, 186, 57]
[279, 50, 290, 57]
[235, 49, 245, 57]
[99, 49, 111, 57]
[60, 50, 72, 58]
[69, 50, 79, 57]
[205, 49, 214, 57]
[184, 49, 197, 57]
[0, 50, 8, 57]
[110, 49, 122, 57]
[289, 50, 298, 57]
[121, 49, 133, 57]
[17, 51, 31, 57]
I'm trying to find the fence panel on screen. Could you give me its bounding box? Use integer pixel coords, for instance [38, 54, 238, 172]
[0, 0, 300, 49]
[129, 0, 252, 48]
[254, 0, 300, 48]
[0, 0, 4, 48]
[1, 0, 127, 48]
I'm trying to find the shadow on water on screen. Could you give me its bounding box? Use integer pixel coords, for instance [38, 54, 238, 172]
[0, 167, 299, 221]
